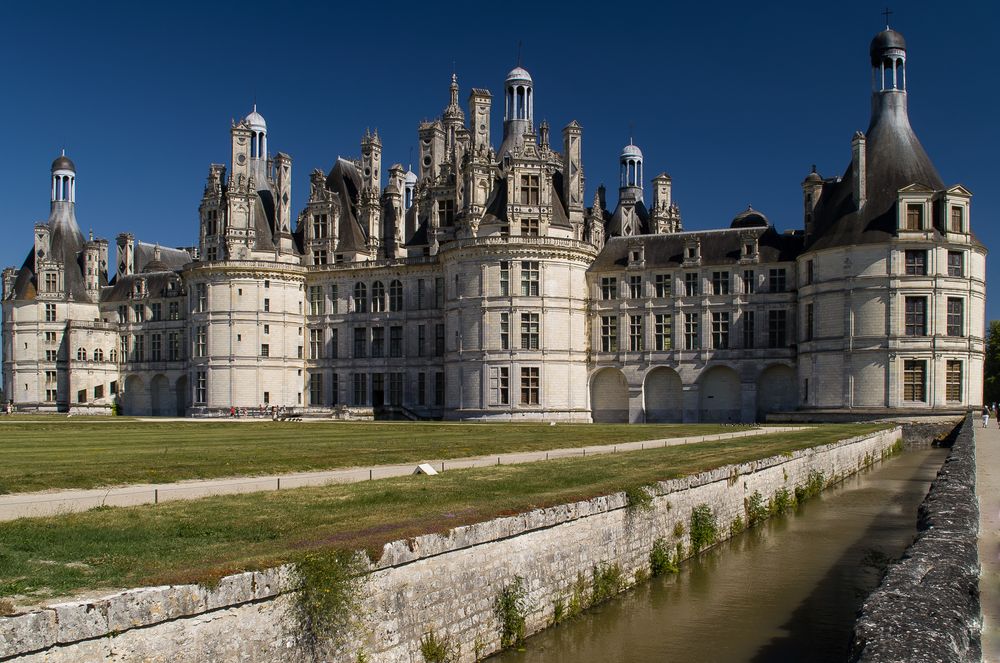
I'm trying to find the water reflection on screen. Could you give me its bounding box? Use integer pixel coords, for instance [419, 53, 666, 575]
[493, 448, 946, 663]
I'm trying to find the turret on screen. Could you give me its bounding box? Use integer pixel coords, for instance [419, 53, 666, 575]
[499, 66, 533, 157]
[51, 151, 76, 205]
[562, 121, 585, 225]
[116, 232, 134, 279]
[801, 165, 823, 239]
[650, 173, 680, 234]
[619, 141, 643, 203]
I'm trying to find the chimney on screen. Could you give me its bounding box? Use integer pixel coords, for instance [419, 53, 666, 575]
[851, 131, 866, 208]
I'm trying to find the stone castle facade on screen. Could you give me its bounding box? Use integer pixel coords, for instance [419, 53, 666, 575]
[1, 29, 986, 421]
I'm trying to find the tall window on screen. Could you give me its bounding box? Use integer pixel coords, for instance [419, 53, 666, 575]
[490, 366, 510, 406]
[654, 313, 672, 350]
[520, 313, 540, 350]
[903, 360, 926, 401]
[314, 250, 327, 265]
[353, 373, 367, 406]
[904, 297, 927, 336]
[600, 277, 617, 300]
[417, 372, 426, 405]
[133, 304, 145, 323]
[601, 315, 618, 352]
[629, 314, 643, 351]
[94, 348, 104, 362]
[521, 218, 539, 236]
[711, 312, 730, 349]
[151, 334, 162, 361]
[417, 325, 426, 356]
[195, 372, 207, 403]
[906, 204, 923, 230]
[309, 329, 324, 359]
[309, 286, 325, 315]
[947, 251, 964, 277]
[133, 335, 145, 361]
[388, 373, 403, 406]
[389, 326, 403, 357]
[950, 206, 963, 232]
[329, 329, 338, 359]
[437, 199, 455, 226]
[711, 272, 730, 295]
[260, 343, 269, 358]
[434, 372, 445, 406]
[684, 313, 699, 350]
[263, 298, 270, 312]
[168, 302, 179, 320]
[330, 284, 339, 313]
[628, 275, 642, 299]
[805, 303, 814, 341]
[947, 298, 964, 337]
[743, 270, 755, 294]
[519, 174, 540, 205]
[435, 277, 445, 308]
[435, 323, 445, 356]
[417, 279, 426, 309]
[768, 269, 787, 293]
[655, 274, 670, 298]
[743, 311, 755, 348]
[371, 281, 386, 312]
[389, 280, 403, 311]
[150, 302, 162, 321]
[353, 328, 367, 358]
[330, 373, 339, 405]
[500, 312, 510, 350]
[45, 303, 57, 322]
[904, 250, 927, 276]
[353, 282, 367, 312]
[44, 273, 58, 292]
[371, 327, 384, 358]
[520, 367, 540, 405]
[76, 347, 87, 361]
[168, 332, 180, 361]
[312, 213, 328, 239]
[767, 310, 787, 347]
[520, 261, 540, 296]
[805, 260, 814, 285]
[946, 360, 963, 402]
[684, 273, 699, 297]
[309, 374, 324, 405]
[195, 284, 207, 312]
[499, 261, 510, 296]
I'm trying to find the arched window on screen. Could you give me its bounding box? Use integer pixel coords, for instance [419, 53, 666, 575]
[77, 347, 87, 361]
[110, 348, 118, 363]
[94, 348, 104, 362]
[389, 280, 403, 312]
[371, 281, 386, 312]
[353, 282, 367, 312]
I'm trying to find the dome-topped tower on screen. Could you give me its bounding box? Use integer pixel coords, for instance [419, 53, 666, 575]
[51, 150, 76, 204]
[870, 28, 907, 92]
[619, 141, 643, 200]
[499, 65, 534, 157]
[245, 105, 267, 161]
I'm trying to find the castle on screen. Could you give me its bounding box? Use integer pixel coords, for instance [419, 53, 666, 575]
[1, 29, 986, 421]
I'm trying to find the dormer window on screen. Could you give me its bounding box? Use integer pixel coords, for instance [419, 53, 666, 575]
[687, 247, 696, 259]
[627, 245, 645, 268]
[950, 206, 963, 232]
[905, 204, 923, 230]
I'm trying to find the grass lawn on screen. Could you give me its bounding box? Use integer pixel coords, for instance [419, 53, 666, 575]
[0, 419, 750, 493]
[0, 423, 890, 601]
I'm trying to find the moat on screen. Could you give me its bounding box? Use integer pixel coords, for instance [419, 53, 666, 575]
[493, 445, 946, 662]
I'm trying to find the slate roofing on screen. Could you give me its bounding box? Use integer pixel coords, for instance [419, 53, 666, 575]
[11, 202, 89, 301]
[325, 158, 368, 253]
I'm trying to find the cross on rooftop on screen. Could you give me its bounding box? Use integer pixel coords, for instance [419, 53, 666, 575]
[882, 7, 893, 28]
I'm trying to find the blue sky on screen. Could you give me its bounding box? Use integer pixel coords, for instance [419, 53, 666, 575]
[2, 1, 997, 318]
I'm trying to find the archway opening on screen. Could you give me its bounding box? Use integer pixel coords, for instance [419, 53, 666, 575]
[644, 367, 683, 423]
[591, 368, 629, 423]
[698, 365, 741, 423]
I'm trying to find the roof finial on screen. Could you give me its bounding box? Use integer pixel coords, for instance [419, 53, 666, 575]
[61, 148, 66, 157]
[811, 164, 817, 173]
[516, 40, 522, 66]
[882, 6, 892, 29]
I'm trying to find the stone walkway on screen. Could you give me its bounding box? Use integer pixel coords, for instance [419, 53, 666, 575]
[977, 422, 1000, 662]
[0, 425, 808, 521]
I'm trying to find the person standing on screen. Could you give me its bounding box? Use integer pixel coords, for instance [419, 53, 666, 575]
[985, 406, 991, 429]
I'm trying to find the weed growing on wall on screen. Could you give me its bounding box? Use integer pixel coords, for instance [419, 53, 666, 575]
[744, 491, 768, 526]
[493, 575, 528, 650]
[420, 629, 459, 663]
[473, 634, 486, 662]
[689, 504, 717, 553]
[624, 484, 654, 512]
[649, 537, 678, 576]
[551, 598, 565, 625]
[730, 515, 745, 536]
[794, 470, 825, 503]
[567, 572, 588, 617]
[673, 521, 685, 538]
[770, 487, 795, 515]
[291, 548, 369, 650]
[590, 562, 625, 605]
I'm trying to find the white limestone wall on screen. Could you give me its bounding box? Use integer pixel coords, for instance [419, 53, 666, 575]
[1, 427, 901, 662]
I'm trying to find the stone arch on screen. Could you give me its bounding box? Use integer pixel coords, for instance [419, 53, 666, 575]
[698, 365, 741, 423]
[175, 375, 189, 417]
[644, 367, 683, 423]
[757, 364, 798, 420]
[590, 368, 629, 423]
[122, 374, 146, 416]
[150, 374, 171, 417]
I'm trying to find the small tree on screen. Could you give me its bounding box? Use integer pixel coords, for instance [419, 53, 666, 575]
[985, 321, 1000, 406]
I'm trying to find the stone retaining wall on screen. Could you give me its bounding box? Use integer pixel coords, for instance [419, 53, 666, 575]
[849, 415, 981, 662]
[2, 427, 902, 663]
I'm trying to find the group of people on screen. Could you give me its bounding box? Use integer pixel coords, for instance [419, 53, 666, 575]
[983, 403, 1000, 428]
[228, 404, 291, 421]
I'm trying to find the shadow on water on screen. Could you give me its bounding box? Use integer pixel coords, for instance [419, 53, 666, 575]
[491, 447, 947, 663]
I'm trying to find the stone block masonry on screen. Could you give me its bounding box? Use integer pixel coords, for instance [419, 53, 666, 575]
[849, 415, 980, 662]
[2, 427, 901, 662]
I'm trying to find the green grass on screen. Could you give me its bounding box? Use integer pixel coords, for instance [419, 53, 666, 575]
[0, 419, 749, 493]
[0, 423, 888, 601]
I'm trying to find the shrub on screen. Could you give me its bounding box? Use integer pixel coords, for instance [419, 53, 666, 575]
[673, 521, 685, 538]
[689, 504, 717, 553]
[291, 549, 369, 647]
[567, 572, 588, 616]
[794, 470, 825, 503]
[744, 491, 767, 526]
[421, 630, 459, 663]
[770, 487, 795, 515]
[591, 562, 624, 605]
[493, 576, 528, 650]
[650, 537, 678, 576]
[730, 515, 745, 536]
[624, 484, 654, 512]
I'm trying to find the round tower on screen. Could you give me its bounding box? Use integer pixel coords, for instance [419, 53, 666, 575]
[619, 141, 643, 201]
[499, 66, 534, 157]
[51, 151, 76, 204]
[245, 105, 267, 161]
